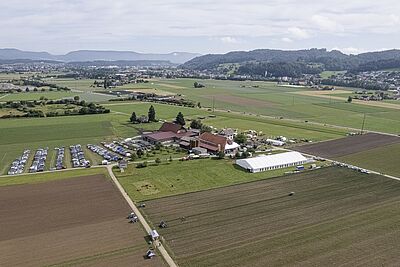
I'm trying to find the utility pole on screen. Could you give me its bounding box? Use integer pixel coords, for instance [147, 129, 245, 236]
[361, 113, 366, 134]
[212, 96, 215, 113]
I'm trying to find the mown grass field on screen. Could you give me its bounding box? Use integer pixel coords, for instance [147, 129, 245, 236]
[336, 143, 400, 177]
[143, 167, 400, 267]
[0, 113, 159, 174]
[115, 159, 325, 202]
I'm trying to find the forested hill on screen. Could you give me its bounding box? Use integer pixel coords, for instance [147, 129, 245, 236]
[181, 48, 400, 73]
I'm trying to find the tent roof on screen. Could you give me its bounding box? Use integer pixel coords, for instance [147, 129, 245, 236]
[236, 152, 307, 170]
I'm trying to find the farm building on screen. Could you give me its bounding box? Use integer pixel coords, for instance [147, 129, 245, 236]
[198, 132, 239, 155]
[236, 151, 309, 173]
[142, 122, 198, 144]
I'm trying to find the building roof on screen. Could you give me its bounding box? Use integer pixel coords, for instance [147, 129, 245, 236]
[199, 132, 227, 151]
[236, 152, 308, 170]
[225, 141, 240, 150]
[145, 131, 177, 142]
[220, 128, 235, 136]
[159, 122, 182, 133]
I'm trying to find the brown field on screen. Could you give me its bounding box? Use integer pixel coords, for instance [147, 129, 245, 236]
[143, 167, 400, 267]
[293, 133, 400, 158]
[203, 94, 276, 108]
[0, 175, 164, 267]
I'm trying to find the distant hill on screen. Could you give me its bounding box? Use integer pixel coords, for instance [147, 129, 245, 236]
[181, 48, 400, 73]
[67, 60, 175, 67]
[0, 48, 201, 64]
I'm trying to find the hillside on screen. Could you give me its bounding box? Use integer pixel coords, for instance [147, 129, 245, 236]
[0, 48, 200, 64]
[182, 48, 400, 74]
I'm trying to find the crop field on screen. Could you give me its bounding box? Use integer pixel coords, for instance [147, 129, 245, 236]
[336, 143, 400, 176]
[0, 173, 164, 267]
[293, 133, 400, 158]
[115, 159, 324, 202]
[142, 167, 400, 267]
[121, 78, 400, 134]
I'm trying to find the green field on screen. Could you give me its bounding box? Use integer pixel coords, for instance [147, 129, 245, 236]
[115, 78, 399, 134]
[115, 158, 325, 201]
[337, 143, 400, 176]
[143, 167, 400, 267]
[0, 113, 159, 174]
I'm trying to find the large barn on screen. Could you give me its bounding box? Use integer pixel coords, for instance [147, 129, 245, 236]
[236, 151, 309, 173]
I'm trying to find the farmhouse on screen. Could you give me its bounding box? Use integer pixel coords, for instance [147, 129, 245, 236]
[143, 122, 198, 144]
[198, 132, 240, 155]
[236, 151, 309, 173]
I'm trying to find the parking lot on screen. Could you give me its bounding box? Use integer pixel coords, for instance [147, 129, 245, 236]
[70, 144, 90, 168]
[29, 148, 48, 173]
[7, 150, 30, 175]
[87, 144, 121, 164]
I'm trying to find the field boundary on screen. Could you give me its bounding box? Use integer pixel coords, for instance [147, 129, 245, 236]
[106, 165, 178, 267]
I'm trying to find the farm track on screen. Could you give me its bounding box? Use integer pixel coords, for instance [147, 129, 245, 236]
[106, 165, 178, 267]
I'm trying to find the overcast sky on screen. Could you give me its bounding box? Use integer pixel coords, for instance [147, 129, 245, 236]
[1, 0, 400, 55]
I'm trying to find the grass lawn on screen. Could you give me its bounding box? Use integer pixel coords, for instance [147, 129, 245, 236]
[336, 143, 400, 177]
[115, 158, 325, 202]
[0, 167, 109, 187]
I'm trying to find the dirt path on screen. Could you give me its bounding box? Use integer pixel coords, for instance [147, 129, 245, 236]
[106, 165, 178, 267]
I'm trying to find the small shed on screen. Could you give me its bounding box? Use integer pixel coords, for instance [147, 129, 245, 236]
[118, 160, 128, 169]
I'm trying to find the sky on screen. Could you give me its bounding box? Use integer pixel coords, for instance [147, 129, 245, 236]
[1, 0, 400, 55]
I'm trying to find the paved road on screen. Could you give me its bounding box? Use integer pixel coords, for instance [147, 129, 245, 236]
[106, 165, 178, 267]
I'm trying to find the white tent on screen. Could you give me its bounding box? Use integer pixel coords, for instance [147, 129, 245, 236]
[236, 151, 308, 173]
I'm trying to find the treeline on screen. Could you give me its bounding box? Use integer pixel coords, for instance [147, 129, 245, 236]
[321, 78, 389, 91]
[0, 98, 110, 119]
[237, 62, 322, 77]
[350, 59, 400, 72]
[19, 79, 71, 91]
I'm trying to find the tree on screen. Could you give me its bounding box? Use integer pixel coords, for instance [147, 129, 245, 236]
[131, 153, 137, 161]
[234, 133, 247, 144]
[74, 95, 80, 102]
[136, 149, 144, 158]
[197, 102, 201, 108]
[176, 112, 185, 126]
[347, 96, 353, 103]
[155, 158, 161, 165]
[25, 87, 30, 92]
[217, 151, 225, 159]
[130, 112, 137, 123]
[148, 105, 156, 122]
[190, 119, 202, 129]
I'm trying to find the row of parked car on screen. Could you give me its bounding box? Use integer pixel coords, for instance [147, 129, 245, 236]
[70, 144, 90, 168]
[333, 161, 370, 174]
[102, 142, 131, 157]
[122, 138, 153, 151]
[29, 148, 48, 173]
[8, 150, 30, 175]
[54, 147, 66, 170]
[87, 144, 121, 164]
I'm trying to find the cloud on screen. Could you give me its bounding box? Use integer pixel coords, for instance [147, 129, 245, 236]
[311, 15, 343, 32]
[219, 36, 239, 44]
[0, 0, 400, 53]
[281, 37, 293, 43]
[287, 27, 311, 39]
